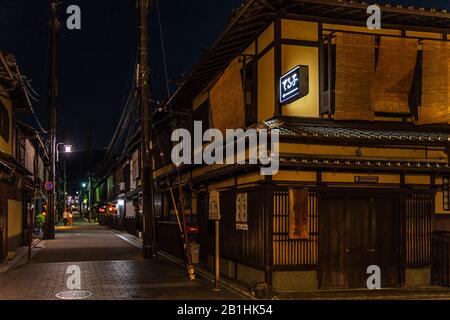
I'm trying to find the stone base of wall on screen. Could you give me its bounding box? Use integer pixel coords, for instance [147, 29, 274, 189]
[207, 255, 265, 284]
[404, 267, 431, 288]
[272, 271, 318, 292]
[205, 256, 434, 291]
[206, 255, 319, 291]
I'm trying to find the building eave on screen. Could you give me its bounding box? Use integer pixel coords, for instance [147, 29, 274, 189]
[166, 0, 450, 112]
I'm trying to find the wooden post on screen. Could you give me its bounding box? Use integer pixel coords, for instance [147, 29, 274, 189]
[28, 188, 37, 259]
[214, 220, 220, 291]
[179, 184, 195, 280]
[138, 0, 156, 259]
[44, 0, 59, 240]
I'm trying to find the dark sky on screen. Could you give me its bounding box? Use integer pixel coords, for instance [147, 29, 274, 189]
[0, 0, 448, 151]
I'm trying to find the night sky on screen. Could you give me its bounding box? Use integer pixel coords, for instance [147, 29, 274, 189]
[0, 0, 448, 152]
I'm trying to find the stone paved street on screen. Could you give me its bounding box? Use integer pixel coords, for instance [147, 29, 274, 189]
[0, 219, 243, 300]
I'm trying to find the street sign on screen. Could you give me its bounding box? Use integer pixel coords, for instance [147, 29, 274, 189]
[44, 181, 54, 191]
[236, 193, 248, 230]
[208, 191, 221, 220]
[279, 65, 309, 105]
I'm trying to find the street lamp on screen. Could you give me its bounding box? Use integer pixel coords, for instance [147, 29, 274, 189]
[56, 143, 72, 162]
[55, 143, 72, 216]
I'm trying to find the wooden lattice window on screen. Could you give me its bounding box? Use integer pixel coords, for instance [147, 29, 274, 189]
[405, 193, 433, 266]
[444, 177, 450, 211]
[273, 189, 318, 267]
[240, 55, 257, 126]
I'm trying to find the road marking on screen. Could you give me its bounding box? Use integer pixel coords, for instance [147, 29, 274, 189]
[55, 290, 92, 300]
[114, 233, 141, 249]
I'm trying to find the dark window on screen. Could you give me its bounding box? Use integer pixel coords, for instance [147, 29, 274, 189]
[16, 136, 25, 166]
[241, 56, 257, 126]
[320, 36, 336, 115]
[0, 101, 10, 142]
[123, 163, 130, 192]
[192, 100, 210, 133]
[409, 50, 423, 120]
[444, 177, 450, 211]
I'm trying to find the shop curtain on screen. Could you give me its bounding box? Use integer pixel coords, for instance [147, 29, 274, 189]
[334, 33, 376, 121]
[417, 40, 450, 125]
[288, 188, 309, 240]
[209, 58, 246, 133]
[371, 37, 418, 114]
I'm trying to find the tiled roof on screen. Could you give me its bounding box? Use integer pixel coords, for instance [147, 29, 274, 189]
[316, 0, 449, 15]
[280, 154, 450, 172]
[277, 123, 450, 146]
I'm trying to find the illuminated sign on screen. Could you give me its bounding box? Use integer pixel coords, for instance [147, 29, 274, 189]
[186, 225, 199, 234]
[279, 65, 309, 105]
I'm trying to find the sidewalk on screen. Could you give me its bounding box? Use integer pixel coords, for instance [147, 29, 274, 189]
[0, 237, 42, 277]
[113, 231, 255, 299]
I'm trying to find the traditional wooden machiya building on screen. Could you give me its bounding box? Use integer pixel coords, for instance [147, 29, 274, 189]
[94, 131, 143, 234]
[0, 51, 45, 261]
[152, 0, 450, 291]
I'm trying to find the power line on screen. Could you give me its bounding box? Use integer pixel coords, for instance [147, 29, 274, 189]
[155, 0, 170, 99]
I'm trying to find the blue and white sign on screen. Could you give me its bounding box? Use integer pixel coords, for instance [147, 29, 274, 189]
[279, 65, 309, 105]
[45, 181, 54, 191]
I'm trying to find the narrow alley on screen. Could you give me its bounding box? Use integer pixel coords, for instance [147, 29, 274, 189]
[0, 217, 243, 300]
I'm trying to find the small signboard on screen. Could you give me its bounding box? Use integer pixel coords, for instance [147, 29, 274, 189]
[208, 191, 221, 220]
[279, 65, 309, 105]
[236, 193, 248, 230]
[44, 181, 54, 191]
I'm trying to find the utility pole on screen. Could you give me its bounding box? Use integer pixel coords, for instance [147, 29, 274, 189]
[63, 159, 67, 213]
[138, 0, 156, 259]
[87, 122, 93, 223]
[44, 0, 59, 240]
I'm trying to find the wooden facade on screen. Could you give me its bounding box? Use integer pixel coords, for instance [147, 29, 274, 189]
[149, 1, 450, 292]
[0, 52, 47, 261]
[92, 0, 450, 292]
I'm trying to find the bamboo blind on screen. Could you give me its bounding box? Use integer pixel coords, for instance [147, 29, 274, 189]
[209, 58, 246, 133]
[417, 40, 450, 125]
[334, 33, 376, 121]
[371, 37, 418, 114]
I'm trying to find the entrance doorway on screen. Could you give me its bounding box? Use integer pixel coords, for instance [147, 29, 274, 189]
[319, 190, 401, 289]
